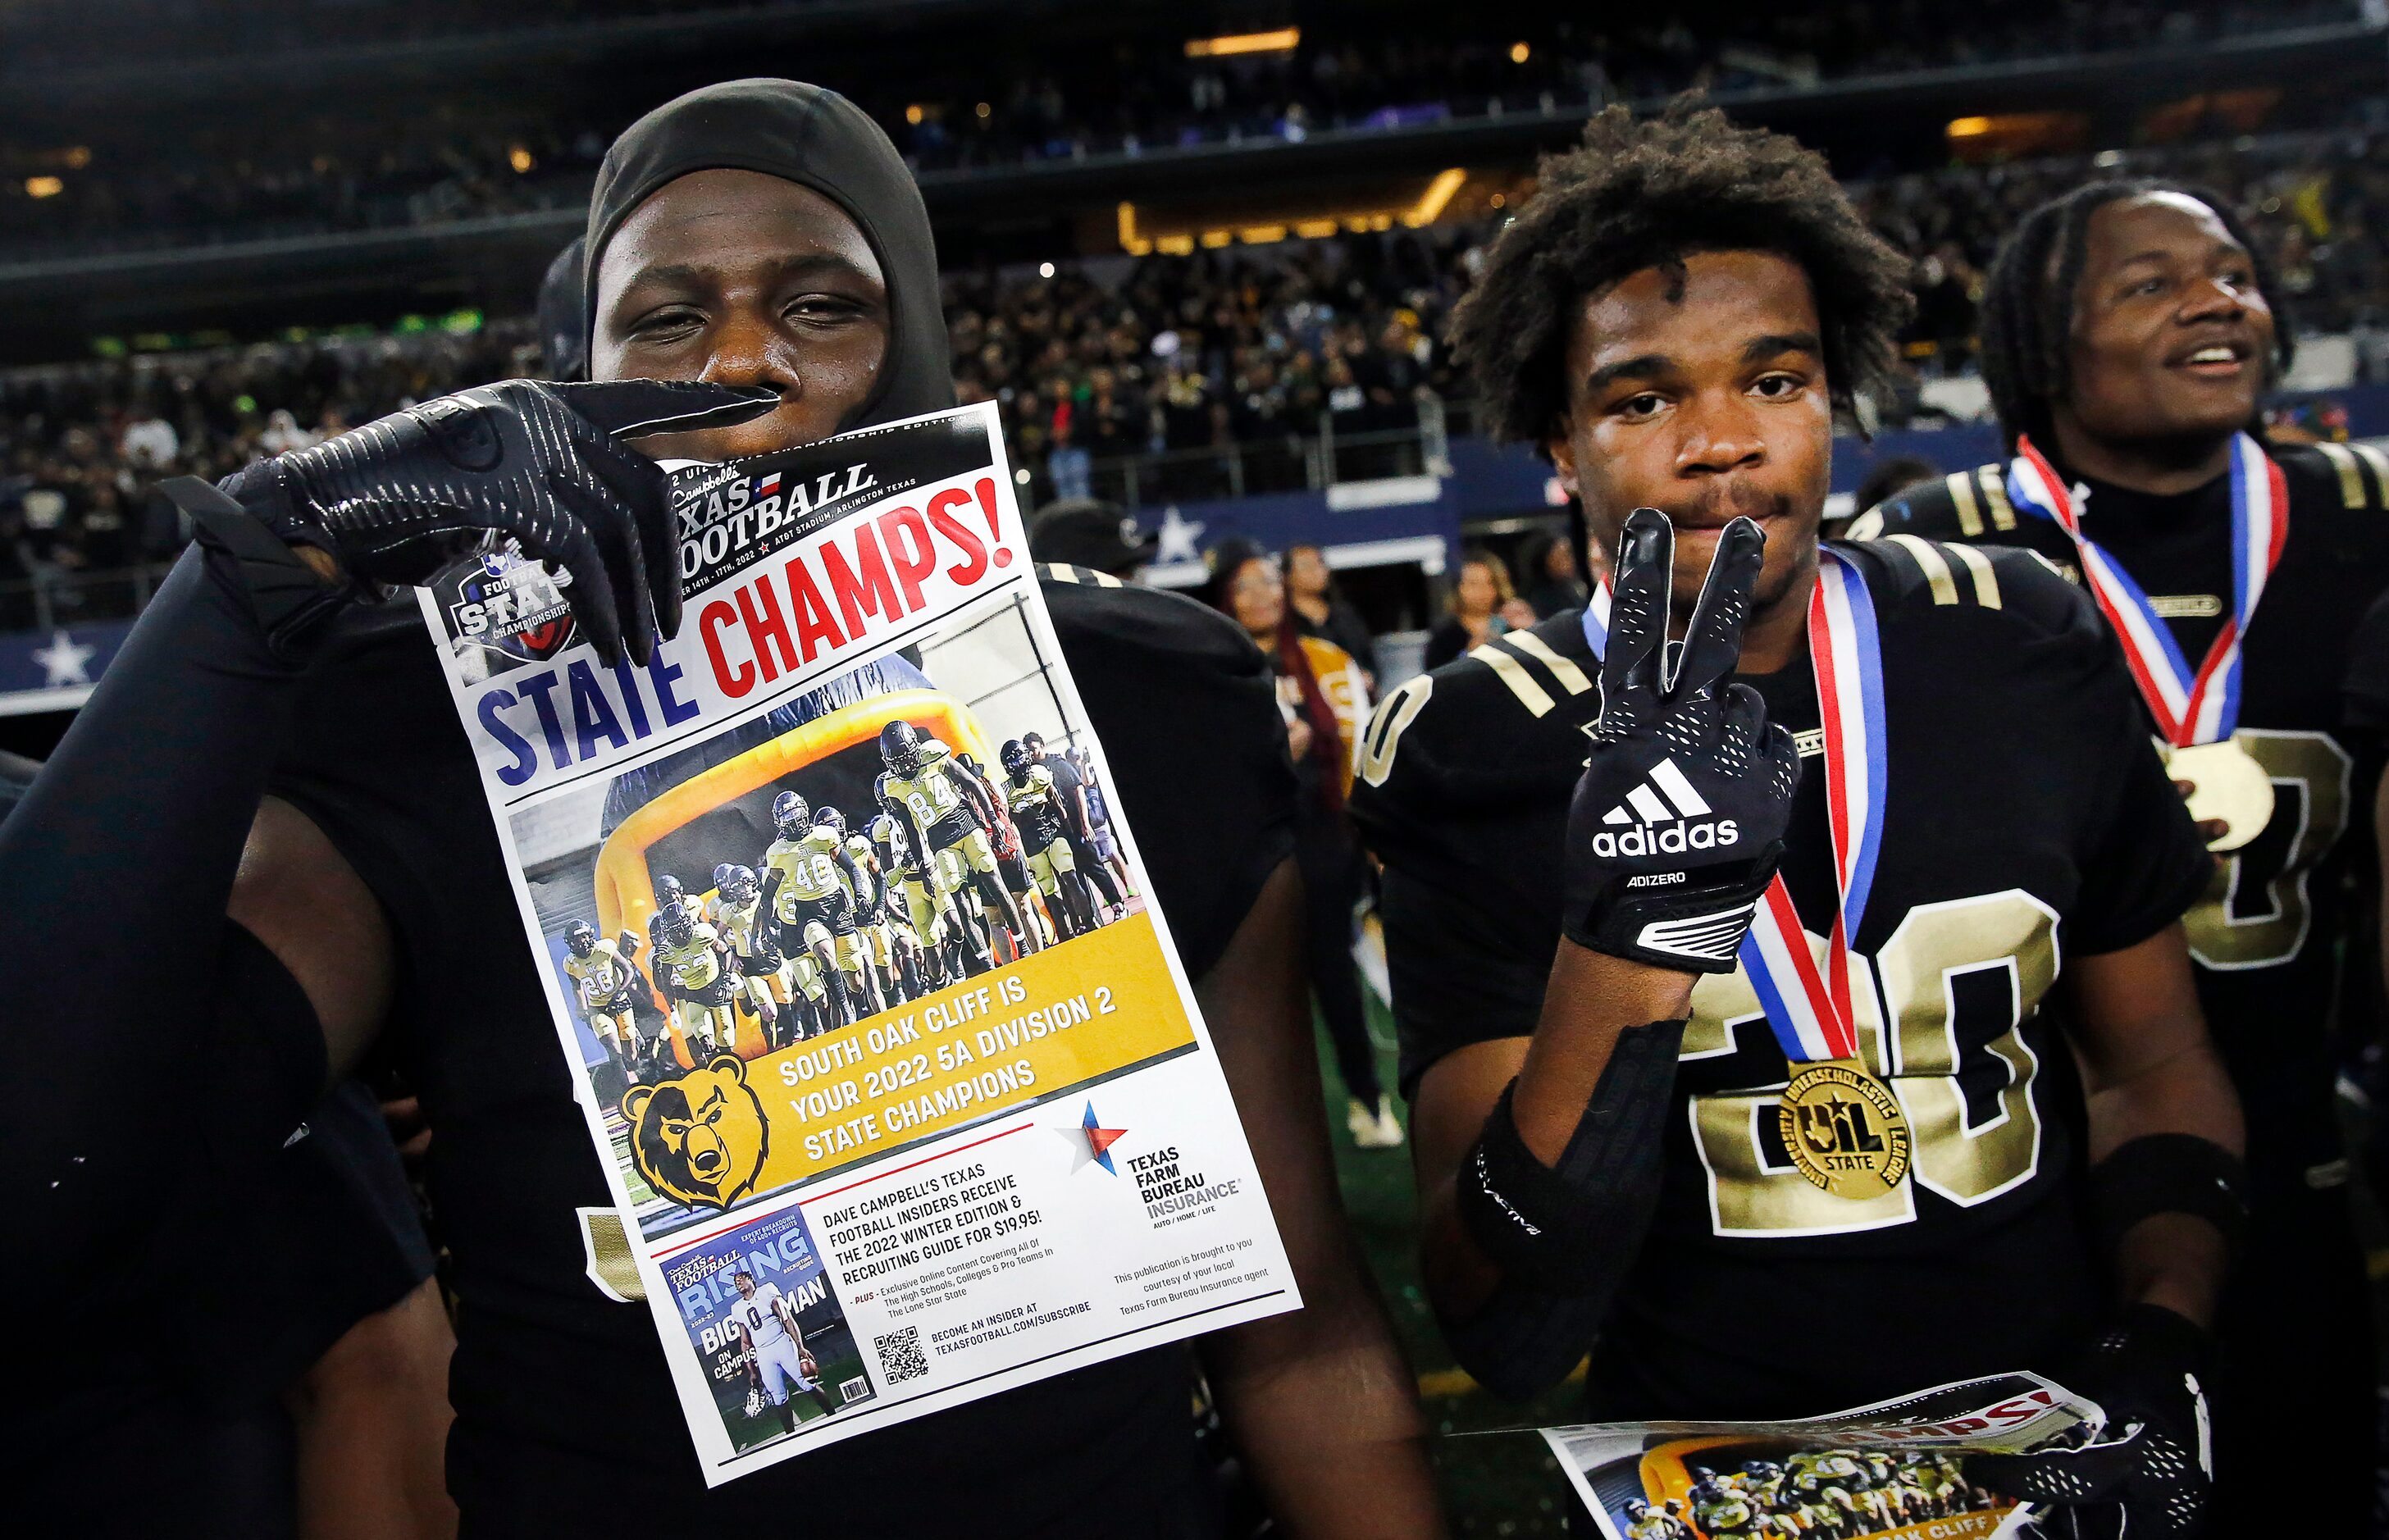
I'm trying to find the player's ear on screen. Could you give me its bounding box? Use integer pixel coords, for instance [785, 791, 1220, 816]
[711, 1052, 748, 1082]
[622, 1086, 654, 1120]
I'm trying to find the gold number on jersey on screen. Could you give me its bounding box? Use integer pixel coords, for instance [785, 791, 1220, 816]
[1356, 675, 1433, 788]
[2182, 731, 2350, 971]
[1686, 890, 2057, 1237]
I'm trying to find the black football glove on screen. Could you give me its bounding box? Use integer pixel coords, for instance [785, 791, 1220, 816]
[1562, 509, 1799, 972]
[208, 378, 774, 665]
[1968, 1305, 2213, 1538]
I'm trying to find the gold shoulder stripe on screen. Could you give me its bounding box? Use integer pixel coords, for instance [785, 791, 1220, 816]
[1842, 506, 1885, 541]
[1945, 471, 1985, 537]
[2314, 442, 2368, 508]
[1470, 640, 1556, 717]
[2355, 444, 2389, 508]
[1037, 561, 1123, 587]
[1940, 540, 2002, 608]
[1883, 534, 1959, 605]
[1496, 630, 1595, 696]
[1976, 465, 2017, 531]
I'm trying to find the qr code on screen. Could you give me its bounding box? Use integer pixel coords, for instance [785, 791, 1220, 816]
[874, 1325, 928, 1384]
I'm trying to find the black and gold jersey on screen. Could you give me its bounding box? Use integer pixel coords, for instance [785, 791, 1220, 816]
[705, 894, 771, 961]
[877, 740, 978, 850]
[563, 938, 636, 1005]
[1858, 444, 2389, 1160]
[1005, 764, 1069, 849]
[1349, 540, 2210, 1419]
[650, 920, 726, 995]
[762, 827, 851, 914]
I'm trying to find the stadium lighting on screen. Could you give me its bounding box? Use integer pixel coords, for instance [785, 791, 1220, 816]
[24, 176, 62, 198]
[1038, 262, 1055, 278]
[1402, 168, 1468, 227]
[905, 104, 925, 125]
[1119, 166, 1471, 255]
[1510, 42, 1530, 63]
[1184, 27, 1300, 58]
[1947, 116, 1994, 138]
[974, 101, 992, 120]
[508, 146, 535, 174]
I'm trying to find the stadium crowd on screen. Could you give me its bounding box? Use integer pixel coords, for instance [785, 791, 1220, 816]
[12, 111, 2389, 610]
[0, 0, 2359, 257]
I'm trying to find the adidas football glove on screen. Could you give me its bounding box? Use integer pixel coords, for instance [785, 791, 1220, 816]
[1562, 509, 1800, 972]
[1968, 1305, 2213, 1538]
[207, 378, 775, 666]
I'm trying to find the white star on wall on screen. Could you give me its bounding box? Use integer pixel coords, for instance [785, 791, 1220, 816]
[31, 630, 95, 689]
[1153, 506, 1207, 566]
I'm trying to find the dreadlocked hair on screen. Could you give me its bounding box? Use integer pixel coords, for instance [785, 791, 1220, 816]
[1980, 177, 2292, 452]
[1450, 100, 1914, 451]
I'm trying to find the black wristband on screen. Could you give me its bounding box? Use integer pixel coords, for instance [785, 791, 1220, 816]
[2090, 1132, 2249, 1264]
[162, 474, 353, 662]
[1454, 1019, 1685, 1294]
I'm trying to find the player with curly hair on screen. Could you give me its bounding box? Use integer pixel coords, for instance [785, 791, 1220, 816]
[1354, 102, 2245, 1535]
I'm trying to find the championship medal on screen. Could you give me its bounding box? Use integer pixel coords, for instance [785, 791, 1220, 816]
[1777, 1059, 1911, 1199]
[2008, 434, 2287, 854]
[2161, 738, 2275, 853]
[1588, 553, 1902, 1199]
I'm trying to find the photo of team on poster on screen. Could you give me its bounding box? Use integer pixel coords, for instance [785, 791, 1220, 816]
[1542, 1374, 2099, 1540]
[563, 713, 1130, 1082]
[1589, 1444, 2004, 1539]
[519, 593, 1164, 1241]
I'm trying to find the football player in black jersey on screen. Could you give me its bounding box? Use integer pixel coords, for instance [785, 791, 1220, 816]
[1851, 179, 2388, 1524]
[1024, 729, 1128, 919]
[1351, 104, 2245, 1534]
[1, 80, 1438, 1538]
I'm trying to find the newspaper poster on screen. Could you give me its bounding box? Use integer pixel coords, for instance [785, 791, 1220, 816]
[417, 400, 1299, 1483]
[1541, 1373, 2104, 1539]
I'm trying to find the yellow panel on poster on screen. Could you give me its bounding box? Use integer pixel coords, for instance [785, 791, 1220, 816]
[627, 914, 1196, 1201]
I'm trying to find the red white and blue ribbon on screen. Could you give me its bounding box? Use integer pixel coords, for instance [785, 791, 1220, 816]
[1579, 550, 1887, 1064]
[2005, 431, 2286, 748]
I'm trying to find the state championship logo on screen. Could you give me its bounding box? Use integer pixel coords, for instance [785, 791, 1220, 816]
[624, 1055, 772, 1211]
[443, 544, 576, 663]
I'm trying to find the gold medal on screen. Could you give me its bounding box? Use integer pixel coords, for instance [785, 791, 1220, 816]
[1778, 1060, 1911, 1200]
[2162, 739, 2275, 853]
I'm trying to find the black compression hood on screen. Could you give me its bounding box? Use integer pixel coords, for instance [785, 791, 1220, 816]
[582, 78, 955, 430]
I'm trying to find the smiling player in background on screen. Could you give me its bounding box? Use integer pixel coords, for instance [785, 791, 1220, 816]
[1854, 180, 2389, 1524]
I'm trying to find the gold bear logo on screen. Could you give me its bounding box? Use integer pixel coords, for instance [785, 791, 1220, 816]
[622, 1055, 770, 1212]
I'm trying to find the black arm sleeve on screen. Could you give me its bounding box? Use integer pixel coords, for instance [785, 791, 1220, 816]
[0, 539, 333, 1295]
[1442, 1021, 1686, 1401]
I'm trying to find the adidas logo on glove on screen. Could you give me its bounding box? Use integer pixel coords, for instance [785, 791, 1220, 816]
[1589, 758, 1740, 858]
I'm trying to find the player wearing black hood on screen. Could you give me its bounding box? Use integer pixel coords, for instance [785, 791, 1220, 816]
[0, 80, 1436, 1537]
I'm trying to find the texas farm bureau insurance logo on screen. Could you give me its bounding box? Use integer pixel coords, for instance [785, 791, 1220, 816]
[446, 545, 575, 659]
[1060, 1101, 1242, 1225]
[1589, 755, 1740, 859]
